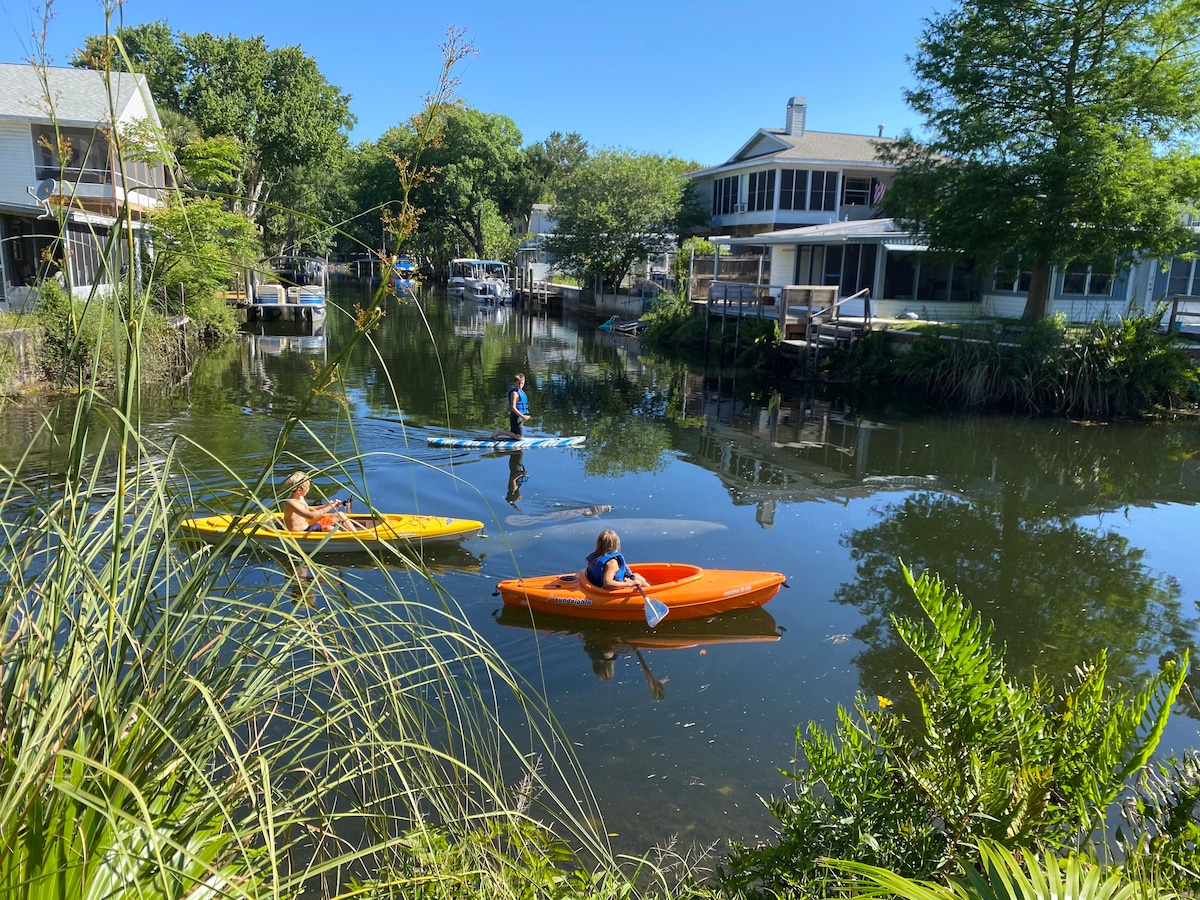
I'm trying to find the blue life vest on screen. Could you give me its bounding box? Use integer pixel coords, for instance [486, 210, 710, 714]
[509, 386, 529, 415]
[586, 550, 630, 587]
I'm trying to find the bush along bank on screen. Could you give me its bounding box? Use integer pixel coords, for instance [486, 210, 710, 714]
[639, 291, 782, 370]
[718, 566, 1196, 898]
[828, 314, 1200, 419]
[27, 279, 219, 391]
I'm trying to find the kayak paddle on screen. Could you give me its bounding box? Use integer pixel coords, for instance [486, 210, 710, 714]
[634, 580, 669, 628]
[634, 649, 667, 701]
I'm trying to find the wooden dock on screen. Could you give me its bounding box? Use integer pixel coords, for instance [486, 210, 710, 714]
[512, 267, 566, 307]
[703, 282, 873, 373]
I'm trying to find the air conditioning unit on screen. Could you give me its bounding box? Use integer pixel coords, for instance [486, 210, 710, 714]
[734, 202, 747, 213]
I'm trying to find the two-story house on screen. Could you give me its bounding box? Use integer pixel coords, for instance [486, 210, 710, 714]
[697, 97, 1200, 325]
[0, 61, 166, 311]
[688, 97, 898, 239]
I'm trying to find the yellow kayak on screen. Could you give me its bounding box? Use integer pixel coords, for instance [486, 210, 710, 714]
[180, 512, 484, 555]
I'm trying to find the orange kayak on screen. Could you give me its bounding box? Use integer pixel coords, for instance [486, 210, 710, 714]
[495, 562, 786, 622]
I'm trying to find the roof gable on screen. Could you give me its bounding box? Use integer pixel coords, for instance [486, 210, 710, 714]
[732, 130, 791, 162]
[0, 62, 156, 127]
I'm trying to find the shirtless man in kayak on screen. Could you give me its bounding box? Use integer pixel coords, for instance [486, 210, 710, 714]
[282, 472, 364, 532]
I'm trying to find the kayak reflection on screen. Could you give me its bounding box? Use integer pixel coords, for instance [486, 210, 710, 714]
[495, 605, 781, 698]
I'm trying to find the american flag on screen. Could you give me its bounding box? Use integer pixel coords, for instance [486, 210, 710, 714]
[872, 181, 888, 204]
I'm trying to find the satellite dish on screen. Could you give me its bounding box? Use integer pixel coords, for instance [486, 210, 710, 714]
[26, 179, 57, 219]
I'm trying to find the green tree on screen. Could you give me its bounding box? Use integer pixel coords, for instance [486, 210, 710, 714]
[73, 19, 187, 110]
[412, 106, 526, 258]
[75, 24, 354, 225]
[509, 131, 590, 230]
[544, 149, 689, 291]
[881, 0, 1200, 320]
[177, 34, 354, 221]
[142, 196, 259, 334]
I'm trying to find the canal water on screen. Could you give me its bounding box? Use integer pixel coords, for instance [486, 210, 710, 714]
[6, 276, 1200, 852]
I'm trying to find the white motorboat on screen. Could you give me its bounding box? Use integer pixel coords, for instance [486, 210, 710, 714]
[447, 258, 512, 303]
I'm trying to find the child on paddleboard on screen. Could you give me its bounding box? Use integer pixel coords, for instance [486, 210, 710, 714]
[491, 373, 529, 440]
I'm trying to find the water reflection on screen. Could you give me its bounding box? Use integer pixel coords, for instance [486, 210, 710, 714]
[678, 373, 1200, 719]
[504, 450, 527, 508]
[7, 279, 1200, 851]
[494, 606, 781, 698]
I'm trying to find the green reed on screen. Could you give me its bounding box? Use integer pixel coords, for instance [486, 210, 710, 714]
[0, 7, 696, 898]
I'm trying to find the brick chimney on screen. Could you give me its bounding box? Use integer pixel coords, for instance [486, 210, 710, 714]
[785, 96, 807, 136]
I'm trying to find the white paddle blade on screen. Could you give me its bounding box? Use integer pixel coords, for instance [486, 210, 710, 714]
[644, 596, 669, 628]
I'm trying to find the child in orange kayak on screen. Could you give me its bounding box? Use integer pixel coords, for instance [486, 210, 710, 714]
[585, 529, 650, 589]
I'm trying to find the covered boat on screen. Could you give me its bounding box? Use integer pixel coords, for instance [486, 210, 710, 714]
[180, 512, 484, 555]
[495, 563, 786, 622]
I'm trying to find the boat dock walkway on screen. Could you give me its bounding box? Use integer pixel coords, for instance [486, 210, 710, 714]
[701, 282, 875, 371]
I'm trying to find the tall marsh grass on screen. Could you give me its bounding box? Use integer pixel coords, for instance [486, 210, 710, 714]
[889, 315, 1200, 417]
[0, 9, 680, 897]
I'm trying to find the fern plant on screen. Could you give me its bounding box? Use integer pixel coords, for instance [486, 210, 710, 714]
[720, 566, 1188, 899]
[827, 838, 1171, 900]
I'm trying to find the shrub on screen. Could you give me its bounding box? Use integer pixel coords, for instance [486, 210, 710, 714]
[719, 566, 1188, 898]
[33, 278, 172, 385]
[883, 315, 1200, 417]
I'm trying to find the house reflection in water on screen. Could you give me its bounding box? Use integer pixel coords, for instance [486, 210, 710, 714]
[679, 373, 910, 527]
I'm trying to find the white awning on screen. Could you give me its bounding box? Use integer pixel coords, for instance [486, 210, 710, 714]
[883, 242, 929, 252]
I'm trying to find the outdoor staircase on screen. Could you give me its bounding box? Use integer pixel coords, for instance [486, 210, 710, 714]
[796, 320, 866, 374]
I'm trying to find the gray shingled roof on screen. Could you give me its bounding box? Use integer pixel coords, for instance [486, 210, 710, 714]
[756, 128, 897, 164]
[0, 62, 152, 125]
[690, 128, 899, 178]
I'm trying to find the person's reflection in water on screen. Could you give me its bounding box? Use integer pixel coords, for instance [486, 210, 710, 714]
[581, 638, 667, 699]
[584, 639, 618, 680]
[505, 451, 528, 508]
[290, 562, 317, 607]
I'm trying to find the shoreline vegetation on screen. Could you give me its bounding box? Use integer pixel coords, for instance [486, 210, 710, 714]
[2, 4, 1200, 898]
[638, 294, 1200, 421]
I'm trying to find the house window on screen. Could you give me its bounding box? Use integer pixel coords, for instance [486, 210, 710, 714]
[885, 251, 976, 302]
[993, 267, 1033, 292]
[1166, 257, 1199, 297]
[884, 252, 916, 300]
[841, 176, 871, 207]
[823, 246, 843, 286]
[1, 215, 61, 286]
[747, 170, 775, 212]
[712, 175, 739, 216]
[810, 171, 837, 212]
[33, 125, 111, 184]
[779, 169, 807, 210]
[1061, 260, 1112, 296]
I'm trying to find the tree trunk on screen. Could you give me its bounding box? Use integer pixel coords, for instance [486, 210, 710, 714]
[1021, 265, 1052, 321]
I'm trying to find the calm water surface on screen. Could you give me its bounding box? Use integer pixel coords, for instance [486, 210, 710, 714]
[6, 277, 1200, 851]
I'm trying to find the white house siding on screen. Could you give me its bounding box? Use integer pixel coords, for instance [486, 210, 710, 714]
[117, 89, 148, 129]
[769, 248, 795, 288]
[0, 121, 37, 213]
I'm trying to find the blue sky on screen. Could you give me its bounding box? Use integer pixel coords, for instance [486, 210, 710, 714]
[0, 0, 949, 166]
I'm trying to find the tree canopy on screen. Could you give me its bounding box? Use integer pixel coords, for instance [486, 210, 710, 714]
[881, 0, 1200, 319]
[411, 106, 526, 258]
[543, 149, 690, 291]
[74, 22, 355, 233]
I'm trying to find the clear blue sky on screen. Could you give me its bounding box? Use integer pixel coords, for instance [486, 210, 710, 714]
[0, 0, 949, 166]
